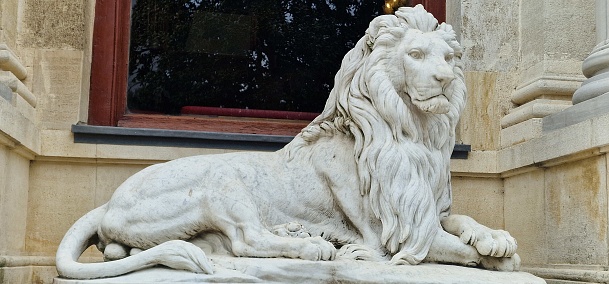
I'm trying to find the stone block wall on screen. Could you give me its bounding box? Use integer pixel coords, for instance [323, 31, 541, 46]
[499, 108, 609, 282]
[505, 155, 609, 268]
[0, 144, 30, 257]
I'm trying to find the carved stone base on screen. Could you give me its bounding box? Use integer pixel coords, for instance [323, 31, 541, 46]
[53, 256, 545, 283]
[543, 92, 609, 132]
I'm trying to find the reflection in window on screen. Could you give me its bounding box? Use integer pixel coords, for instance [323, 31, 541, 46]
[127, 0, 416, 115]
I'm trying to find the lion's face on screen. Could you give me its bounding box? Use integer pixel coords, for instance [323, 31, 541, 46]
[388, 29, 457, 114]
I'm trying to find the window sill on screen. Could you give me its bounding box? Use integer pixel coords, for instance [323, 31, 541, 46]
[117, 113, 311, 136]
[72, 123, 471, 158]
[72, 123, 293, 151]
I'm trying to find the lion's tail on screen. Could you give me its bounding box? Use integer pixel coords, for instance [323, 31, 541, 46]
[56, 204, 213, 279]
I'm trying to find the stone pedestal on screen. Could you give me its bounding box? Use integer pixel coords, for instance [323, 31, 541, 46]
[52, 256, 545, 284]
[572, 0, 609, 104]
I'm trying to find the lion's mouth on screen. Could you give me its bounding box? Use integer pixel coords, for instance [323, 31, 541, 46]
[411, 94, 451, 114]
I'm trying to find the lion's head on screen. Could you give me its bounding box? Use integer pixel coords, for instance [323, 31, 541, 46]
[363, 8, 465, 116]
[297, 5, 466, 264]
[383, 28, 459, 114]
[306, 5, 465, 141]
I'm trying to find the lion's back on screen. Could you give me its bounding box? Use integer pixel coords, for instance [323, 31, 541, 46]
[99, 151, 291, 246]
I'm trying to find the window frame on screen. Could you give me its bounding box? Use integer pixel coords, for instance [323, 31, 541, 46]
[87, 0, 446, 135]
[88, 0, 130, 127]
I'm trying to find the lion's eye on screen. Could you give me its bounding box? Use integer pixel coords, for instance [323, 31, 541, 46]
[408, 50, 423, 60]
[445, 53, 454, 62]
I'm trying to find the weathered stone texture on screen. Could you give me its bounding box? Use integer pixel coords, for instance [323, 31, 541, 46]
[34, 50, 84, 130]
[458, 71, 514, 150]
[545, 156, 608, 266]
[500, 119, 543, 148]
[544, 0, 596, 62]
[519, 0, 595, 79]
[0, 265, 58, 284]
[454, 0, 522, 149]
[25, 161, 149, 256]
[22, 0, 85, 49]
[451, 176, 504, 229]
[0, 147, 30, 255]
[459, 0, 519, 72]
[504, 169, 547, 266]
[519, 0, 544, 72]
[26, 161, 96, 256]
[1, 0, 19, 48]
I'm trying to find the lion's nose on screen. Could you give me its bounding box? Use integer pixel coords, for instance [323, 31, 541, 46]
[434, 67, 455, 85]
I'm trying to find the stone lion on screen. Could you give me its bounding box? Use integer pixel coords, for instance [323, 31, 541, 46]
[56, 5, 519, 279]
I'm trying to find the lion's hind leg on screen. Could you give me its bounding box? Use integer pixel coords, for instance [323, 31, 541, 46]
[222, 220, 336, 261]
[212, 209, 335, 260]
[206, 180, 336, 261]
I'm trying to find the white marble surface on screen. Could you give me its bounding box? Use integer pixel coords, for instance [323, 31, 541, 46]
[54, 256, 545, 284]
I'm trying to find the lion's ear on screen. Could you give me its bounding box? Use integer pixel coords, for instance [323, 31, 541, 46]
[365, 15, 401, 49]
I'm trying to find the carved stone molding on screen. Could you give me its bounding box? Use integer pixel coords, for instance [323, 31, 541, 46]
[511, 76, 583, 106]
[0, 44, 36, 107]
[0, 45, 26, 80]
[572, 45, 609, 104]
[501, 99, 571, 129]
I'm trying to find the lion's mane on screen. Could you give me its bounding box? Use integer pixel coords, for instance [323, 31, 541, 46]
[290, 6, 466, 264]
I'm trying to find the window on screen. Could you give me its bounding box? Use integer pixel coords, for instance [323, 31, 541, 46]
[88, 0, 445, 135]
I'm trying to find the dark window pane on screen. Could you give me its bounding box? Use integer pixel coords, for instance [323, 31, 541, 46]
[127, 0, 415, 115]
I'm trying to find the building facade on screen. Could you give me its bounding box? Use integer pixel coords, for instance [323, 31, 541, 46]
[0, 0, 605, 283]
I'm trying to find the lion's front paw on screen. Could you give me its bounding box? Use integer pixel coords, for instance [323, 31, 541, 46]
[272, 222, 311, 238]
[460, 226, 517, 258]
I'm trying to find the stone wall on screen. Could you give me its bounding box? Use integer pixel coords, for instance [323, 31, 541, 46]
[501, 113, 609, 282]
[0, 0, 604, 283]
[450, 1, 608, 283]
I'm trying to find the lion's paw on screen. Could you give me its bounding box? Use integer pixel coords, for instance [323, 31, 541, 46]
[272, 222, 311, 238]
[479, 253, 521, 272]
[300, 236, 336, 261]
[336, 244, 386, 261]
[460, 226, 517, 258]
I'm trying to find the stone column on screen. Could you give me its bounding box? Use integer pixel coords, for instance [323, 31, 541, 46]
[572, 0, 609, 104]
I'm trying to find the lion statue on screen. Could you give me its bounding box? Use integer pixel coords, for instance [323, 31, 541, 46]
[56, 5, 519, 279]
